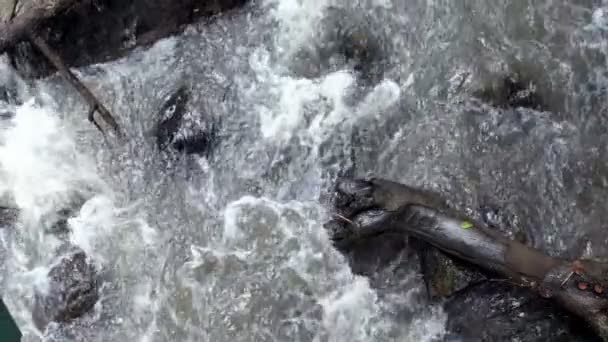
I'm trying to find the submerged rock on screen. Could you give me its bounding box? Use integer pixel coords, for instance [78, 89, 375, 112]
[444, 281, 600, 342]
[0, 201, 78, 233]
[290, 6, 388, 84]
[337, 232, 411, 278]
[32, 250, 99, 331]
[44, 207, 76, 235]
[322, 7, 386, 82]
[473, 74, 546, 111]
[156, 85, 190, 151]
[172, 133, 216, 155]
[155, 85, 217, 156]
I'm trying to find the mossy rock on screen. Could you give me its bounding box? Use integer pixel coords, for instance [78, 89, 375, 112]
[418, 244, 486, 298]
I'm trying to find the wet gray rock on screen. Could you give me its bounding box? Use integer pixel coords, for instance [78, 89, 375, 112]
[417, 244, 485, 299]
[444, 281, 600, 342]
[0, 55, 25, 107]
[337, 232, 411, 278]
[44, 207, 76, 235]
[0, 206, 18, 228]
[32, 250, 99, 331]
[155, 85, 217, 156]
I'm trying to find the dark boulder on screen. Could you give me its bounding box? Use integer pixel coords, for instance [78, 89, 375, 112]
[155, 85, 217, 156]
[0, 203, 75, 232]
[472, 74, 546, 111]
[290, 6, 388, 85]
[336, 232, 412, 278]
[172, 133, 216, 155]
[444, 281, 600, 342]
[44, 207, 76, 235]
[0, 206, 18, 228]
[32, 250, 99, 331]
[417, 244, 485, 299]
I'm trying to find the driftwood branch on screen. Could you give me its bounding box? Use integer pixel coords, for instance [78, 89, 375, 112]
[0, 0, 122, 135]
[27, 31, 122, 136]
[327, 178, 608, 341]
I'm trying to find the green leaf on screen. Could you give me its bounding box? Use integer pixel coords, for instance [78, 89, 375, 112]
[461, 221, 473, 229]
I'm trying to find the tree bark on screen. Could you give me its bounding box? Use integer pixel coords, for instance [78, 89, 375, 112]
[327, 178, 608, 341]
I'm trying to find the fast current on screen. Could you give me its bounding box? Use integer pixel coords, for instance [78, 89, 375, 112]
[1, 0, 608, 341]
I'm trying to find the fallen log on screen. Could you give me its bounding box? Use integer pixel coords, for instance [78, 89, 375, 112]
[326, 178, 608, 340]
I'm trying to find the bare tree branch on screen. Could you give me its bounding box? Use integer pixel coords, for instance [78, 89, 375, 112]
[27, 31, 122, 136]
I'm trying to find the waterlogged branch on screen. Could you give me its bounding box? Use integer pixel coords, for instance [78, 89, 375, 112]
[326, 178, 608, 341]
[0, 0, 122, 135]
[27, 32, 122, 136]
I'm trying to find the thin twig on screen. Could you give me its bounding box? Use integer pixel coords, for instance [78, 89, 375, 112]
[9, 0, 17, 21]
[334, 213, 355, 226]
[87, 105, 104, 135]
[561, 271, 575, 288]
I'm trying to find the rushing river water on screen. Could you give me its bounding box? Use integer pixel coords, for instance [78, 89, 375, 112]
[1, 0, 608, 341]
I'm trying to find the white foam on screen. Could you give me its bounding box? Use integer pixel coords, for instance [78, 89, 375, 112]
[0, 101, 97, 216]
[68, 194, 117, 261]
[320, 276, 383, 341]
[406, 306, 447, 342]
[253, 67, 357, 143]
[264, 0, 332, 58]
